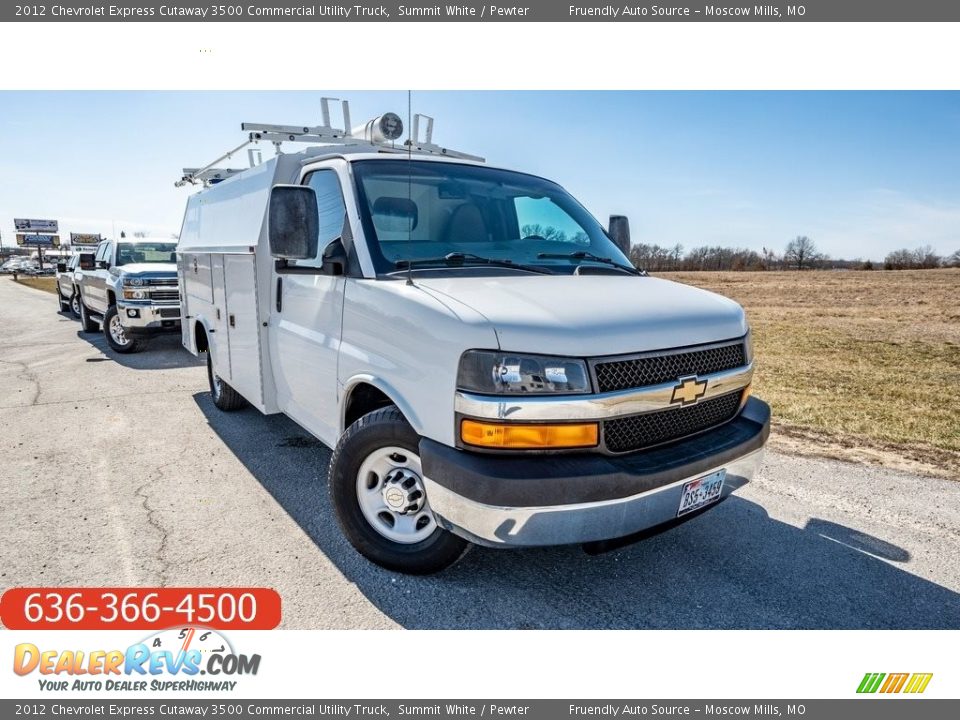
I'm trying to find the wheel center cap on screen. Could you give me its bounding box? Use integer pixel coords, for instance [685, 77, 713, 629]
[384, 486, 406, 509]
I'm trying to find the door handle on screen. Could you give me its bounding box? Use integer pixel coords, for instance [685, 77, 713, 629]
[229, 314, 236, 328]
[276, 277, 283, 313]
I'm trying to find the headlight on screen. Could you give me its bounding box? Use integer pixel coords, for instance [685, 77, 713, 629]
[122, 289, 146, 300]
[125, 277, 144, 286]
[458, 350, 591, 395]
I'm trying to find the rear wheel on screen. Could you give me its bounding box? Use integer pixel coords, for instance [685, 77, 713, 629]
[206, 351, 246, 411]
[103, 305, 147, 354]
[329, 406, 469, 574]
[78, 296, 99, 333]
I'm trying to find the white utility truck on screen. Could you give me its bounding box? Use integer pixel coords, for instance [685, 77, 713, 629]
[176, 100, 769, 574]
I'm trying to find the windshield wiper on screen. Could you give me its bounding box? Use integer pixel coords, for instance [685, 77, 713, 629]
[394, 252, 554, 275]
[537, 250, 643, 276]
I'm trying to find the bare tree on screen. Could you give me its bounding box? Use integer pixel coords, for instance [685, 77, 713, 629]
[947, 249, 960, 268]
[783, 236, 822, 270]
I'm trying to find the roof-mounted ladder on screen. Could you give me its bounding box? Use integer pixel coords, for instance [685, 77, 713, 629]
[176, 97, 484, 188]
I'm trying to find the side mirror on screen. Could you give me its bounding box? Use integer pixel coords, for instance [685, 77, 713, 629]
[321, 238, 348, 276]
[96, 260, 110, 270]
[79, 254, 95, 270]
[269, 185, 319, 260]
[56, 262, 67, 273]
[608, 215, 631, 256]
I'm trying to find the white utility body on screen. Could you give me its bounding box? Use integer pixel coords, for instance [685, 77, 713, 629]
[177, 101, 770, 574]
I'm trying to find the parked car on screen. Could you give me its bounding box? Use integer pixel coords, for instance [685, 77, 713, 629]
[75, 237, 181, 353]
[177, 107, 770, 574]
[56, 252, 95, 318]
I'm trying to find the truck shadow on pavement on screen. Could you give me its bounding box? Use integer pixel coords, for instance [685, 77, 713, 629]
[195, 393, 960, 630]
[74, 328, 203, 370]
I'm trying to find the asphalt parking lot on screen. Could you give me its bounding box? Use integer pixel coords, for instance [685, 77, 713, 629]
[2, 277, 959, 629]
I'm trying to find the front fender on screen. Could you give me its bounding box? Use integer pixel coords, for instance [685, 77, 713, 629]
[340, 374, 424, 437]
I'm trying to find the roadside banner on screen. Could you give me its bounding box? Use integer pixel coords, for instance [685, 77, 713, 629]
[70, 233, 102, 245]
[16, 234, 60, 247]
[14, 218, 58, 232]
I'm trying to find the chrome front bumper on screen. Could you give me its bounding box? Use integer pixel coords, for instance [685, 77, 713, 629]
[117, 302, 181, 332]
[425, 448, 763, 547]
[421, 397, 770, 548]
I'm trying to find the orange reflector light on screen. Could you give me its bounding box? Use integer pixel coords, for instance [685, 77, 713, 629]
[741, 383, 752, 406]
[461, 420, 599, 449]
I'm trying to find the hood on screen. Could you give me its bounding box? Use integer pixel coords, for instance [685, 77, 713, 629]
[113, 263, 178, 277]
[413, 274, 747, 356]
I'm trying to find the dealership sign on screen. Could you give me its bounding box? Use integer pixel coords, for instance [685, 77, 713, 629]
[14, 218, 59, 232]
[17, 233, 60, 247]
[70, 233, 102, 245]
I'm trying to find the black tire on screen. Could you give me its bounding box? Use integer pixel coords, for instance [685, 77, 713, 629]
[69, 291, 82, 319]
[57, 287, 68, 312]
[206, 351, 246, 411]
[103, 304, 148, 354]
[78, 296, 99, 333]
[329, 406, 470, 574]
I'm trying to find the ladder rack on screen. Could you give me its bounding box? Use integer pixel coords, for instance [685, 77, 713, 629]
[176, 98, 485, 188]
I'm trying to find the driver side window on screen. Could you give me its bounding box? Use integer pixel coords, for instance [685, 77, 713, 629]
[95, 242, 111, 265]
[297, 169, 347, 267]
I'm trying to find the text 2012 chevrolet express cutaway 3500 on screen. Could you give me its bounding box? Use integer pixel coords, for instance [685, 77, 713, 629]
[175, 101, 769, 574]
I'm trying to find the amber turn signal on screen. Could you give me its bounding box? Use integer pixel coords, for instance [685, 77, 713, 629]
[461, 419, 599, 449]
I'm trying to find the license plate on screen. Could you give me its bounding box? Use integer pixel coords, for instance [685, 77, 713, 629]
[677, 470, 726, 517]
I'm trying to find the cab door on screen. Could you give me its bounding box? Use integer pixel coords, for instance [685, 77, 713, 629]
[85, 241, 112, 311]
[268, 165, 349, 445]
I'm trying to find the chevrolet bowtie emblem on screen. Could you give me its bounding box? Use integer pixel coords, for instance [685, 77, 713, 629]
[671, 376, 708, 406]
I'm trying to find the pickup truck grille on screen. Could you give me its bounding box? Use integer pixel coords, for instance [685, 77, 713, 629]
[603, 391, 743, 453]
[593, 340, 746, 393]
[150, 289, 180, 303]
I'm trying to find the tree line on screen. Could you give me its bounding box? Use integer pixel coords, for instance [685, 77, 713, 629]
[627, 236, 960, 272]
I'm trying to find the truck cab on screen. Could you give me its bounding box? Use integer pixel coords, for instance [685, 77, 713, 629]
[177, 106, 769, 574]
[76, 237, 182, 353]
[56, 251, 94, 318]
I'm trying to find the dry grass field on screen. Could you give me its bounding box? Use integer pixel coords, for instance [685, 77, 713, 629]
[664, 269, 960, 478]
[11, 276, 57, 294]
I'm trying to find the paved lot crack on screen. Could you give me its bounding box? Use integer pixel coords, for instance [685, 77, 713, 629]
[133, 461, 177, 586]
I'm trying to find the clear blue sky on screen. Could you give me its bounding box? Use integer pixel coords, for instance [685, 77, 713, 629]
[1, 91, 958, 261]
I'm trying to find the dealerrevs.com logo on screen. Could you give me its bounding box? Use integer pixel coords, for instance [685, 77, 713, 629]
[13, 627, 261, 693]
[857, 672, 933, 694]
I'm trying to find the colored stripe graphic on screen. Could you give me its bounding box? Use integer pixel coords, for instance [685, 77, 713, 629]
[857, 672, 932, 694]
[857, 673, 885, 693]
[904, 673, 933, 694]
[880, 673, 909, 693]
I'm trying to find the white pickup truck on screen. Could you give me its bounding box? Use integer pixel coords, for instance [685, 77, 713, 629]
[177, 109, 769, 574]
[76, 236, 182, 353]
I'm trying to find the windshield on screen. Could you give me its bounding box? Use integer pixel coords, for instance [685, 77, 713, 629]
[352, 160, 631, 275]
[115, 242, 177, 266]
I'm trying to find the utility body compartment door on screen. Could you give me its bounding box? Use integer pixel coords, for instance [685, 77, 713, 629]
[223, 254, 264, 409]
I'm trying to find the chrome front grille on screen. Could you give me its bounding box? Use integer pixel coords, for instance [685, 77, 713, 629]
[150, 289, 180, 303]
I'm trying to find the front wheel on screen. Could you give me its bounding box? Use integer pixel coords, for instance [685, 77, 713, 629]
[329, 406, 469, 574]
[103, 305, 147, 354]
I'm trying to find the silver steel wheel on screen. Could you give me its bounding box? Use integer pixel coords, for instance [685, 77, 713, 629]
[70, 294, 81, 316]
[109, 313, 129, 346]
[211, 371, 223, 399]
[356, 446, 437, 544]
